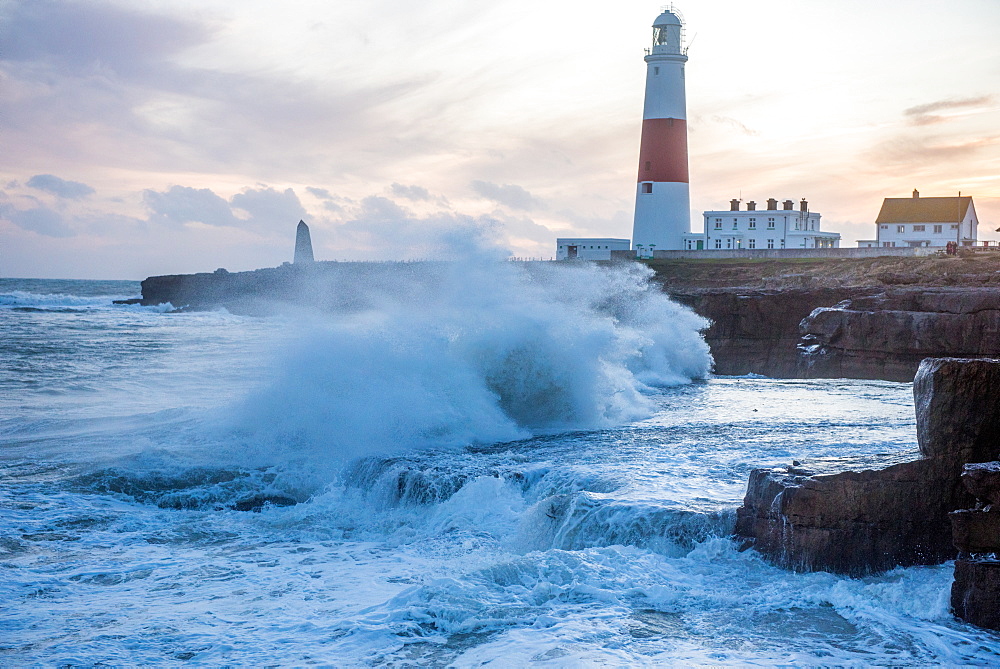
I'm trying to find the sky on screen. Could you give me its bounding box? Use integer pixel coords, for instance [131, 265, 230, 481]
[1, 0, 999, 279]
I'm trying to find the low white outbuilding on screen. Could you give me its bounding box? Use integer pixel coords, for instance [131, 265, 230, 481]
[555, 238, 632, 260]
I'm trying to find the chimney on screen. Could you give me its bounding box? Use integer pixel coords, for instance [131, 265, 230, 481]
[747, 201, 756, 211]
[766, 198, 778, 210]
[730, 199, 740, 211]
[913, 189, 920, 198]
[799, 198, 808, 213]
[783, 200, 794, 210]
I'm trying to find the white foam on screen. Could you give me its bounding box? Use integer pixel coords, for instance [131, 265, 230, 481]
[227, 261, 712, 463]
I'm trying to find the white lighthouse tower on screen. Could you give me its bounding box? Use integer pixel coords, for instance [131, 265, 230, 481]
[632, 7, 690, 254]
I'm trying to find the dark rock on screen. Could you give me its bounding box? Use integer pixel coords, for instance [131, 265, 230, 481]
[914, 358, 1000, 460]
[952, 560, 1000, 631]
[951, 509, 1000, 554]
[232, 494, 298, 512]
[668, 288, 870, 377]
[799, 288, 1000, 381]
[734, 455, 970, 576]
[735, 356, 997, 576]
[961, 461, 1000, 506]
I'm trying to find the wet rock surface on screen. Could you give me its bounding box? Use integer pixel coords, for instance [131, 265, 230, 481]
[668, 288, 869, 377]
[952, 560, 1000, 631]
[799, 288, 1000, 382]
[735, 358, 1000, 577]
[950, 460, 1000, 630]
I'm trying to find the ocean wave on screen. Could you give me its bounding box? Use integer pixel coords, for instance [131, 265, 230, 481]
[0, 290, 164, 312]
[225, 261, 713, 462]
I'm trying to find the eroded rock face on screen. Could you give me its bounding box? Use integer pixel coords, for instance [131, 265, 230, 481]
[734, 456, 970, 576]
[950, 461, 1000, 630]
[735, 357, 1000, 577]
[799, 288, 1000, 382]
[914, 358, 1000, 460]
[669, 288, 868, 377]
[961, 461, 1000, 507]
[952, 560, 1000, 631]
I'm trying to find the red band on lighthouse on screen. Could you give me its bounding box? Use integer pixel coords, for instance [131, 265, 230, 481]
[636, 118, 689, 184]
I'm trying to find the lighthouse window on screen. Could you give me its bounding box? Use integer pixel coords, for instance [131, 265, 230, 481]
[641, 182, 652, 193]
[654, 66, 660, 75]
[644, 161, 651, 171]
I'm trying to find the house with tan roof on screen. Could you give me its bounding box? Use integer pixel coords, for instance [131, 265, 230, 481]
[858, 190, 979, 248]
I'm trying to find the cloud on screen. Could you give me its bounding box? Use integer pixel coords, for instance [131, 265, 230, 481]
[306, 187, 333, 200]
[390, 183, 431, 201]
[904, 96, 992, 126]
[230, 187, 306, 227]
[1, 0, 209, 75]
[867, 135, 1000, 167]
[143, 184, 307, 230]
[143, 185, 238, 227]
[26, 174, 95, 199]
[710, 115, 759, 136]
[470, 180, 543, 211]
[333, 196, 508, 260]
[0, 203, 75, 237]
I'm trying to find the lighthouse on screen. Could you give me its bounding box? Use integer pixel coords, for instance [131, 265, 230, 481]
[632, 7, 690, 254]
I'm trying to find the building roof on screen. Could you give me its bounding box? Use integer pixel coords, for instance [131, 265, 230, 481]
[876, 196, 972, 224]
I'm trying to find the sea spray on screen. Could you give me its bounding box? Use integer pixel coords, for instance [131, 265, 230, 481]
[228, 260, 712, 464]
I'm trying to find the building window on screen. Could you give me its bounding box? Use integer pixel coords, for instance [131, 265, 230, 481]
[714, 219, 722, 229]
[715, 239, 722, 249]
[913, 225, 925, 232]
[768, 219, 775, 230]
[951, 224, 959, 230]
[641, 182, 652, 193]
[934, 225, 943, 233]
[749, 219, 756, 230]
[897, 225, 905, 233]
[780, 239, 785, 248]
[767, 239, 774, 249]
[749, 239, 756, 249]
[733, 220, 739, 230]
[880, 225, 888, 230]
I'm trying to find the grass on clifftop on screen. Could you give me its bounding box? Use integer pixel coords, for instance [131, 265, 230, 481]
[644, 251, 1000, 291]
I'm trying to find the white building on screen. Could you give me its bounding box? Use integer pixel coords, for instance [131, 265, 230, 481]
[632, 7, 691, 251]
[680, 198, 840, 251]
[556, 238, 631, 260]
[857, 190, 979, 248]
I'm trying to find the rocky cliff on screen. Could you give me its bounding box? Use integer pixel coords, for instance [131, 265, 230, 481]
[734, 358, 1000, 577]
[799, 288, 1000, 382]
[668, 288, 873, 377]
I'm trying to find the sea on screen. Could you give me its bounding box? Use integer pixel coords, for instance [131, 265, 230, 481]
[3, 263, 1000, 666]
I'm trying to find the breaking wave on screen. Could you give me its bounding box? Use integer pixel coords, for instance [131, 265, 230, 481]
[228, 261, 712, 462]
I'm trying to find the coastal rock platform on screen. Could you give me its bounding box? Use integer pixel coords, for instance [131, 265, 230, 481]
[735, 358, 1000, 577]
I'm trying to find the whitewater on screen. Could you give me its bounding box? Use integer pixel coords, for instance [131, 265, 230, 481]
[2, 264, 1000, 665]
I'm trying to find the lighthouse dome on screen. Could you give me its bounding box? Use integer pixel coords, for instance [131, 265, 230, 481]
[652, 10, 682, 27]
